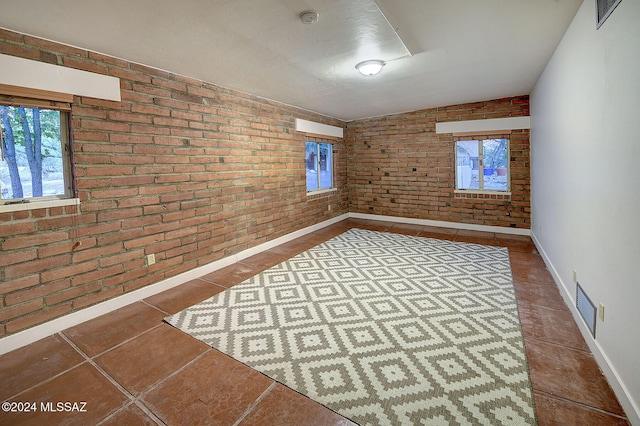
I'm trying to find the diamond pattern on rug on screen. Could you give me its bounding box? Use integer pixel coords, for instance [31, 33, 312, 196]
[166, 228, 537, 425]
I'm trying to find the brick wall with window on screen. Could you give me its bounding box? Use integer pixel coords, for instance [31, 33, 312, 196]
[0, 29, 347, 336]
[346, 97, 530, 228]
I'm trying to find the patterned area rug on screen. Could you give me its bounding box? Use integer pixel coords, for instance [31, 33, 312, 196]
[166, 229, 537, 425]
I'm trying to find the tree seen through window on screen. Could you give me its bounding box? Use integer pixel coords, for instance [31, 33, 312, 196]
[0, 105, 70, 201]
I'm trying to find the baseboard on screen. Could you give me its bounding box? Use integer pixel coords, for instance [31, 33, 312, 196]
[531, 232, 640, 425]
[0, 213, 349, 356]
[349, 212, 531, 236]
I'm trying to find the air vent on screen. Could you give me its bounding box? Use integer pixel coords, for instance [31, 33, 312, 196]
[576, 283, 596, 337]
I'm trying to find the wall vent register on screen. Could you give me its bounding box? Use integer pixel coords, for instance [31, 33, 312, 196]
[576, 282, 597, 337]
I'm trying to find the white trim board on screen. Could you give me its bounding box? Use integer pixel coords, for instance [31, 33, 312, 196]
[295, 118, 344, 138]
[531, 231, 640, 425]
[349, 212, 531, 236]
[0, 53, 121, 101]
[0, 198, 79, 214]
[435, 116, 530, 134]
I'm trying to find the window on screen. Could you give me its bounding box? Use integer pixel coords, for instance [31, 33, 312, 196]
[0, 104, 73, 203]
[455, 138, 509, 192]
[306, 141, 333, 192]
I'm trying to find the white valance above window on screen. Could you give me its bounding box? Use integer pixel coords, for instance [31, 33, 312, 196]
[0, 53, 121, 102]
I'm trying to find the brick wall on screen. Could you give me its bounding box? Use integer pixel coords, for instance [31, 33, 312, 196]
[346, 97, 530, 227]
[0, 29, 531, 338]
[0, 30, 348, 336]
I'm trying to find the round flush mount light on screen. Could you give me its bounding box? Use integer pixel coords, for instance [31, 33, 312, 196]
[300, 10, 319, 24]
[355, 59, 385, 76]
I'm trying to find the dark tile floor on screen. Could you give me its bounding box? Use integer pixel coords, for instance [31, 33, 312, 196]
[0, 218, 629, 425]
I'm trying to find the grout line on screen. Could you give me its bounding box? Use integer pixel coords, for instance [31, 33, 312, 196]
[60, 330, 177, 425]
[5, 310, 171, 402]
[58, 332, 136, 400]
[3, 336, 90, 401]
[516, 297, 573, 314]
[95, 400, 166, 426]
[533, 390, 628, 420]
[136, 348, 212, 399]
[63, 322, 165, 359]
[514, 289, 572, 310]
[132, 399, 167, 425]
[198, 275, 232, 288]
[94, 402, 136, 426]
[140, 276, 227, 316]
[515, 299, 571, 314]
[57, 332, 141, 423]
[68, 323, 210, 425]
[140, 299, 171, 316]
[60, 324, 165, 425]
[232, 381, 278, 426]
[523, 334, 593, 355]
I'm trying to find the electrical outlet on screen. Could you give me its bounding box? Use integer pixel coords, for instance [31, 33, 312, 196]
[146, 254, 156, 265]
[599, 303, 605, 321]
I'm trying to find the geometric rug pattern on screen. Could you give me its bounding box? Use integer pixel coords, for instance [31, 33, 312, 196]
[166, 229, 537, 425]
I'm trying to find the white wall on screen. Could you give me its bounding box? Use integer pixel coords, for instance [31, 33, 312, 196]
[530, 0, 640, 423]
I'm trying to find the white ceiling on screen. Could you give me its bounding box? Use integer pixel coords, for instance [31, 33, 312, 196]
[0, 0, 582, 121]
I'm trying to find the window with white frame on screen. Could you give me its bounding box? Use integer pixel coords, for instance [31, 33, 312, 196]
[455, 138, 509, 192]
[305, 140, 333, 192]
[0, 100, 74, 203]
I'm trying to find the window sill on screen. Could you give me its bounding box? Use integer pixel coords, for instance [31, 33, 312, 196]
[454, 190, 511, 200]
[454, 190, 511, 195]
[306, 187, 337, 197]
[0, 197, 80, 213]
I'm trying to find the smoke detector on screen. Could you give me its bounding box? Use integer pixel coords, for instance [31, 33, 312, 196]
[300, 10, 319, 24]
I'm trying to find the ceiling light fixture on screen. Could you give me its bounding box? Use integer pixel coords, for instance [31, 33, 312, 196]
[300, 10, 319, 25]
[355, 59, 385, 76]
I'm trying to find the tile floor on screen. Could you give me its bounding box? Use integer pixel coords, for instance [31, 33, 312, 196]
[0, 218, 629, 425]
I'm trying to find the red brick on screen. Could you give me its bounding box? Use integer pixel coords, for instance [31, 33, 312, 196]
[2, 231, 69, 251]
[0, 274, 40, 294]
[91, 188, 139, 199]
[79, 119, 131, 132]
[118, 196, 160, 208]
[0, 299, 43, 322]
[0, 221, 36, 237]
[40, 260, 99, 283]
[62, 56, 107, 74]
[38, 241, 84, 259]
[102, 268, 147, 288]
[72, 265, 123, 287]
[6, 304, 72, 334]
[123, 234, 165, 250]
[69, 242, 118, 263]
[99, 249, 144, 268]
[0, 249, 37, 267]
[83, 165, 135, 177]
[72, 287, 125, 311]
[45, 282, 102, 306]
[5, 280, 70, 306]
[151, 77, 187, 92]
